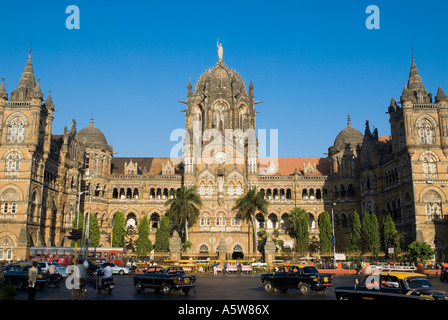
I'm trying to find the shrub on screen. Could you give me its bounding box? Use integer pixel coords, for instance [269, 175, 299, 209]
[0, 285, 17, 300]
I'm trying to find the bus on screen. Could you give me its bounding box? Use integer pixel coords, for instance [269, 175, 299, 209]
[29, 247, 125, 266]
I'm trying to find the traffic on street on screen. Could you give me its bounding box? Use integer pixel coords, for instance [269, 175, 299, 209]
[8, 269, 448, 301]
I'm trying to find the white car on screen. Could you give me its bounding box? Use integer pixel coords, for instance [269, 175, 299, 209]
[101, 262, 130, 275]
[36, 261, 70, 278]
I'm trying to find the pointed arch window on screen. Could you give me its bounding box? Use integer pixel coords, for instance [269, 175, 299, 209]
[423, 190, 443, 220]
[418, 119, 435, 144]
[6, 153, 20, 172]
[8, 117, 26, 143]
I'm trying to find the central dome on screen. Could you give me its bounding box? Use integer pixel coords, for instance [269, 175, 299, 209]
[77, 118, 109, 150]
[194, 61, 247, 95]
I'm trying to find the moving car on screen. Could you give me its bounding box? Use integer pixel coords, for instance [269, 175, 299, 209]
[3, 262, 48, 290]
[335, 271, 448, 300]
[261, 264, 333, 295]
[133, 265, 196, 295]
[101, 262, 130, 275]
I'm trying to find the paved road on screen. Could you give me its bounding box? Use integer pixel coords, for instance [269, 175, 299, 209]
[13, 273, 448, 301]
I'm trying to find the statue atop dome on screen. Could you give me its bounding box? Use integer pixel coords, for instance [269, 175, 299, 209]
[217, 39, 223, 62]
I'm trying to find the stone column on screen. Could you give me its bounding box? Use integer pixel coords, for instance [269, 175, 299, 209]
[264, 232, 277, 266]
[217, 238, 227, 263]
[169, 230, 182, 261]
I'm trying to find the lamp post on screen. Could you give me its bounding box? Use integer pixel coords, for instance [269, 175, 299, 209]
[83, 174, 103, 259]
[331, 202, 336, 267]
[74, 190, 88, 266]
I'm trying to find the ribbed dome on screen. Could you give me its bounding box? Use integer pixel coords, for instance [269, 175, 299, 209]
[77, 118, 108, 149]
[333, 116, 363, 150]
[194, 61, 246, 94]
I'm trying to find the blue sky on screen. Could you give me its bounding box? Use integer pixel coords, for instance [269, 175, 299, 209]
[1, 1, 447, 158]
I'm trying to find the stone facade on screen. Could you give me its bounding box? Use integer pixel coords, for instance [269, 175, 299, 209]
[0, 50, 447, 262]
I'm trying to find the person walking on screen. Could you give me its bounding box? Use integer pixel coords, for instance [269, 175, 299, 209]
[27, 261, 38, 300]
[0, 262, 4, 286]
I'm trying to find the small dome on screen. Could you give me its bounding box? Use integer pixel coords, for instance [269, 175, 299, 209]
[333, 116, 364, 150]
[77, 118, 109, 149]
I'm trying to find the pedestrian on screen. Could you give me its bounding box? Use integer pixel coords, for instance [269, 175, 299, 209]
[212, 261, 217, 275]
[27, 261, 38, 300]
[0, 262, 4, 286]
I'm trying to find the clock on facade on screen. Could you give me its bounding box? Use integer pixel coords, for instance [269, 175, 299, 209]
[214, 151, 228, 164]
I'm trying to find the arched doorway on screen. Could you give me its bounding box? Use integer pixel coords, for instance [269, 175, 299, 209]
[232, 244, 244, 259]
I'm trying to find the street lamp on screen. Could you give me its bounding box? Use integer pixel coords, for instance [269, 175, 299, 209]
[83, 174, 103, 258]
[331, 202, 337, 267]
[74, 189, 89, 265]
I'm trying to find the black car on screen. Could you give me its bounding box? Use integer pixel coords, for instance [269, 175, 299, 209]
[133, 265, 196, 295]
[261, 264, 333, 295]
[335, 271, 448, 300]
[83, 259, 103, 276]
[3, 262, 48, 290]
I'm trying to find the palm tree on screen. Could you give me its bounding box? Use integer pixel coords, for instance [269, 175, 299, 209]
[165, 186, 202, 241]
[234, 187, 269, 253]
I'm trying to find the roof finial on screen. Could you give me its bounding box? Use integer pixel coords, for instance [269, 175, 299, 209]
[90, 118, 94, 125]
[411, 40, 414, 62]
[347, 114, 351, 126]
[29, 36, 33, 58]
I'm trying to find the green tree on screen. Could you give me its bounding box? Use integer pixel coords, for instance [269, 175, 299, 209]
[234, 188, 269, 253]
[288, 207, 309, 254]
[318, 211, 333, 254]
[112, 211, 126, 247]
[87, 213, 100, 247]
[136, 216, 153, 256]
[154, 215, 171, 252]
[361, 212, 381, 257]
[165, 186, 202, 241]
[348, 210, 362, 253]
[381, 214, 401, 259]
[405, 241, 435, 263]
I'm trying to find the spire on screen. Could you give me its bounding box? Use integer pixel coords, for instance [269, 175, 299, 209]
[347, 114, 351, 126]
[249, 79, 254, 97]
[388, 97, 398, 112]
[33, 78, 43, 100]
[45, 90, 54, 107]
[0, 78, 7, 100]
[407, 56, 425, 91]
[405, 56, 431, 103]
[11, 52, 36, 101]
[435, 86, 448, 103]
[187, 78, 193, 97]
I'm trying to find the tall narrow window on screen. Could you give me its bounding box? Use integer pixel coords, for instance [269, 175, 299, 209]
[11, 122, 17, 142]
[18, 122, 24, 142]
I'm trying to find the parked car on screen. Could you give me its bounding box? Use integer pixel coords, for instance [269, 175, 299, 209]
[51, 261, 71, 278]
[133, 265, 196, 295]
[261, 264, 333, 295]
[36, 261, 51, 273]
[3, 262, 48, 290]
[335, 271, 448, 300]
[101, 262, 130, 275]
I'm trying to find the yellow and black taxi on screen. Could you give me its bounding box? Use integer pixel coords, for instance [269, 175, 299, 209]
[3, 261, 48, 290]
[133, 265, 196, 295]
[335, 270, 448, 300]
[261, 264, 333, 295]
